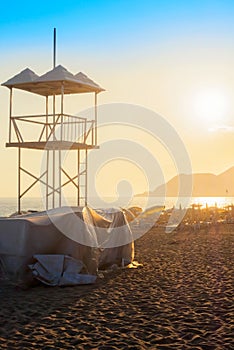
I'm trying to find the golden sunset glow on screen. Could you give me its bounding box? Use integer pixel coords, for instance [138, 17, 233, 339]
[192, 196, 230, 209]
[0, 1, 234, 200]
[192, 88, 230, 125]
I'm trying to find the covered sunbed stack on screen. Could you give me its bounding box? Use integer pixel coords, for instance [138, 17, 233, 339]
[0, 207, 134, 286]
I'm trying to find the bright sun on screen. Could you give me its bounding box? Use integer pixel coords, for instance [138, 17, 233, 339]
[192, 88, 229, 124]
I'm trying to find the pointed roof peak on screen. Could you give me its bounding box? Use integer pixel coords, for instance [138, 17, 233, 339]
[2, 68, 39, 87]
[36, 65, 76, 83]
[54, 64, 67, 69]
[75, 71, 104, 91]
[2, 66, 105, 95]
[22, 67, 34, 73]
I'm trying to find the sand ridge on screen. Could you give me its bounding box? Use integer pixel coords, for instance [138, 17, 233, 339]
[0, 224, 233, 349]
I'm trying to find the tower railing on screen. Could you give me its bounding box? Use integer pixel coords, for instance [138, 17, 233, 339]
[8, 114, 96, 147]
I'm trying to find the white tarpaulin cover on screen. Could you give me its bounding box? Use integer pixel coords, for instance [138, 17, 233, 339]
[29, 254, 97, 286]
[82, 207, 134, 269]
[0, 206, 134, 285]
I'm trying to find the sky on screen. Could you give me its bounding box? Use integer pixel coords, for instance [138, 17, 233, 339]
[0, 0, 234, 199]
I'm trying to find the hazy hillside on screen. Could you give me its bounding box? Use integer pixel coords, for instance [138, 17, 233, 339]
[138, 166, 234, 197]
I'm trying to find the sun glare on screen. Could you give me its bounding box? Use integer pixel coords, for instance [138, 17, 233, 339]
[192, 88, 230, 125]
[192, 197, 229, 208]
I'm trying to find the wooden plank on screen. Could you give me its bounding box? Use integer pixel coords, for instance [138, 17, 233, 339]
[6, 141, 99, 150]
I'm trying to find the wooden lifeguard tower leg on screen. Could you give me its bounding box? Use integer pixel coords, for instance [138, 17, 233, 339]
[77, 149, 88, 206]
[18, 148, 21, 214]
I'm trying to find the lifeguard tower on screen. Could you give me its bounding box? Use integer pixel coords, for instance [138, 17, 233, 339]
[2, 64, 104, 212]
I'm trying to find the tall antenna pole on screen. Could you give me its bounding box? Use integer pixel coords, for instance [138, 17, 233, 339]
[52, 27, 56, 207]
[53, 27, 56, 68]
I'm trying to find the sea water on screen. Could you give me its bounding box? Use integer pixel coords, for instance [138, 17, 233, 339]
[0, 196, 233, 218]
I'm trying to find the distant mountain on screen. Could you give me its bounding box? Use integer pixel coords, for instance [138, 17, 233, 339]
[137, 166, 234, 197]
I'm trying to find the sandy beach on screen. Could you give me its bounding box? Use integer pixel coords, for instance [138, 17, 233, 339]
[0, 223, 233, 349]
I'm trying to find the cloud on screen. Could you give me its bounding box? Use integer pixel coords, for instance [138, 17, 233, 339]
[208, 124, 234, 133]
